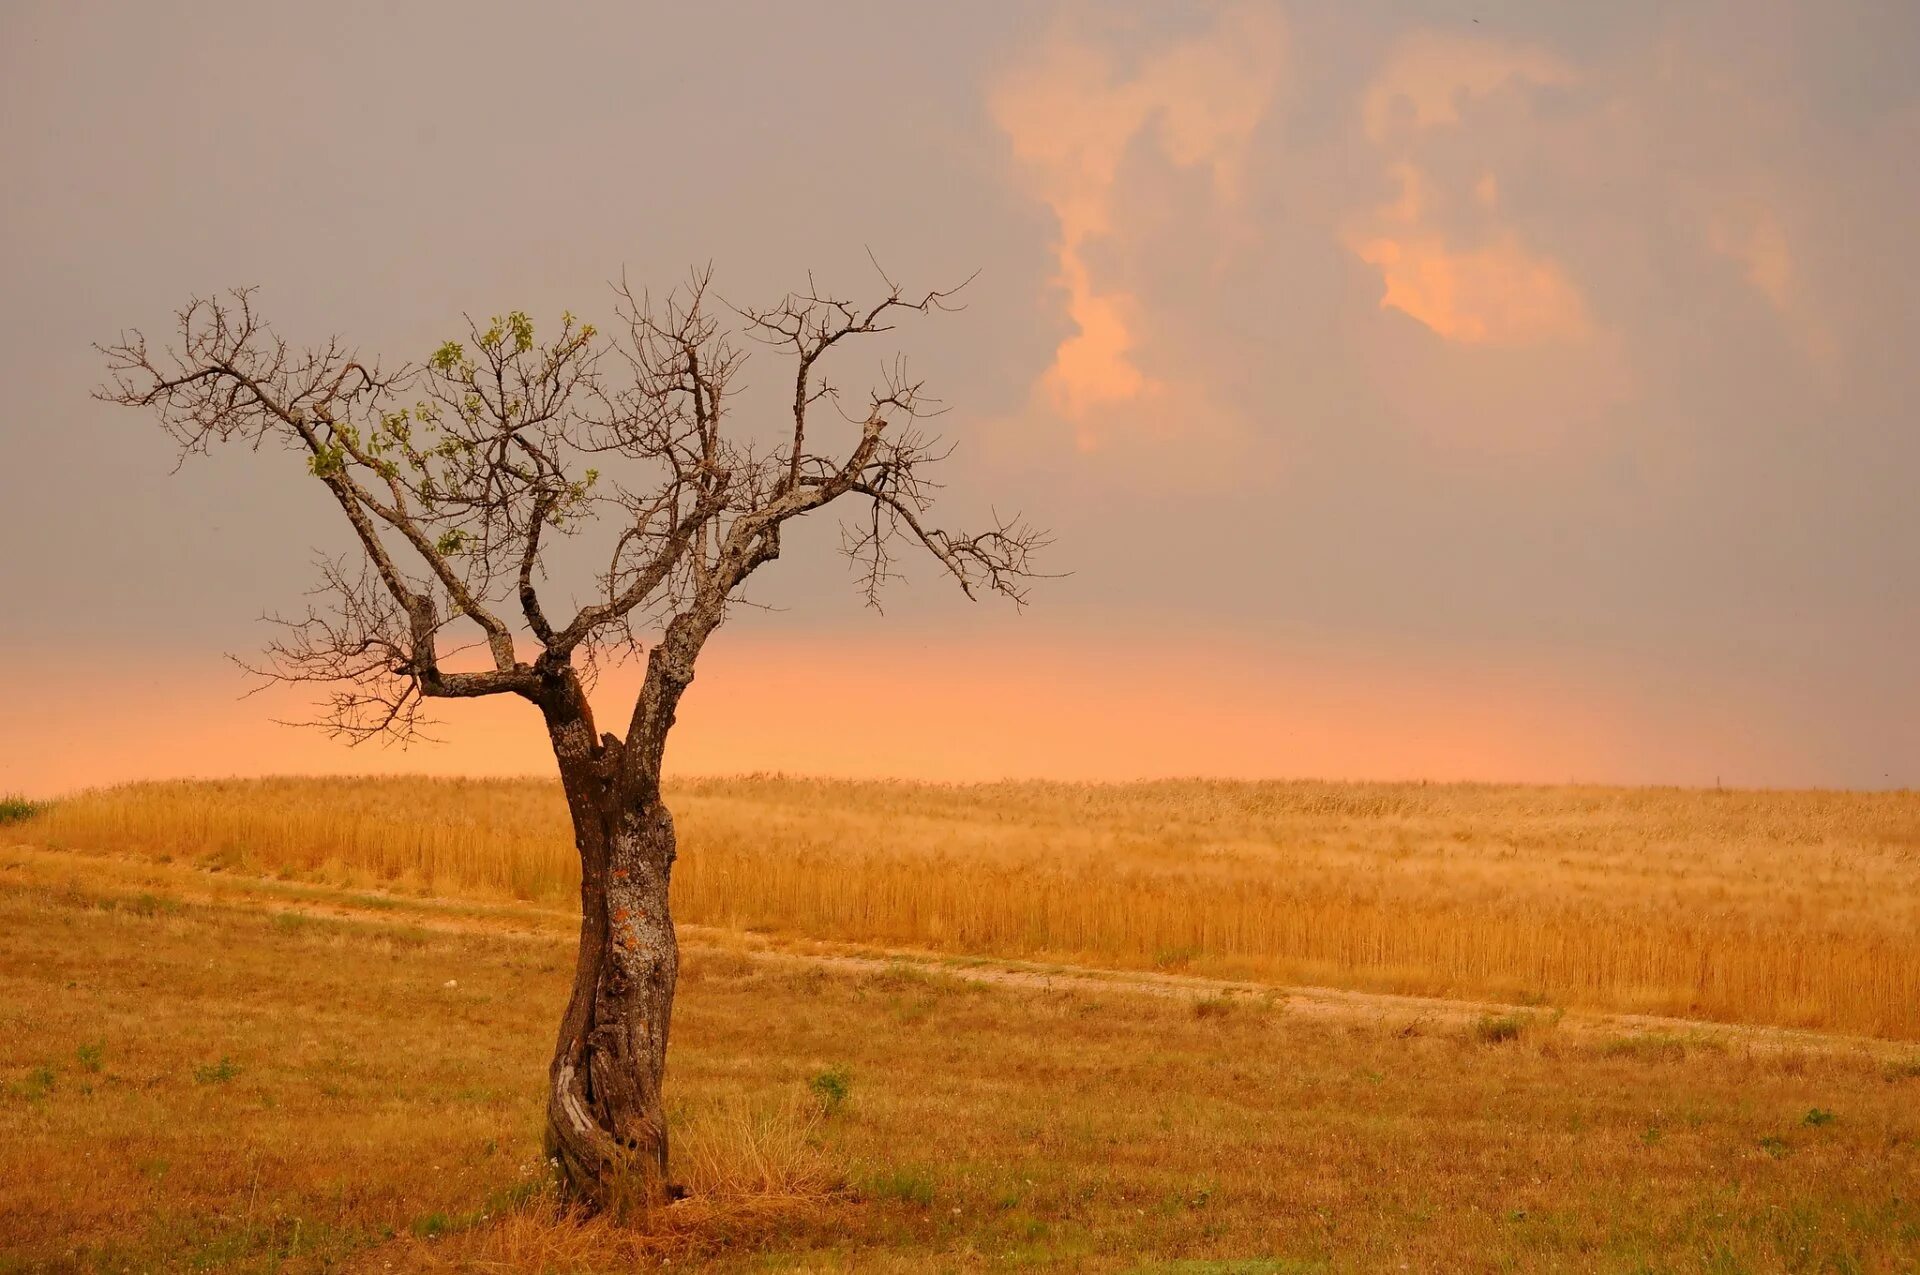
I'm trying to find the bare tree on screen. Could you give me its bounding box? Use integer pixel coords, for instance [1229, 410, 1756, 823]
[98, 265, 1045, 1211]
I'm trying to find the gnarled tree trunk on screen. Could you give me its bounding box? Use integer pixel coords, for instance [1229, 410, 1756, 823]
[541, 691, 682, 1213]
[546, 802, 679, 1211]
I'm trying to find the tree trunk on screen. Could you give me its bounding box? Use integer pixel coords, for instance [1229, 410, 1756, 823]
[545, 796, 680, 1213]
[537, 635, 703, 1213]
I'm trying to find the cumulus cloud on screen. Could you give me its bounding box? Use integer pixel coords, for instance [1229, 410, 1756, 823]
[1346, 33, 1593, 351]
[981, 6, 1874, 463]
[990, 6, 1286, 445]
[1348, 163, 1592, 346]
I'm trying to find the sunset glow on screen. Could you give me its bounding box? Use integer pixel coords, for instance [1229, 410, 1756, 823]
[0, 630, 1822, 797]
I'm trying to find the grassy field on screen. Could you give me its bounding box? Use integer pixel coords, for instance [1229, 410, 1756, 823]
[3, 842, 1919, 1272]
[18, 775, 1920, 1038]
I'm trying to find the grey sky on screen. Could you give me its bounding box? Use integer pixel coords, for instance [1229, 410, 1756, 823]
[2, 1, 1915, 790]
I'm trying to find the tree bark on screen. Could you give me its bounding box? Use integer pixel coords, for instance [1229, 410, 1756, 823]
[546, 799, 680, 1212]
[541, 686, 681, 1214]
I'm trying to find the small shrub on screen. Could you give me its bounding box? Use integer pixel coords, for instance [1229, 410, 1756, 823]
[194, 1056, 241, 1085]
[808, 1064, 853, 1116]
[13, 1065, 56, 1101]
[1153, 947, 1200, 971]
[866, 962, 941, 994]
[1193, 995, 1235, 1020]
[0, 795, 42, 824]
[1802, 1107, 1837, 1127]
[75, 1043, 103, 1073]
[1599, 1034, 1688, 1063]
[1473, 1013, 1527, 1044]
[123, 893, 181, 918]
[1758, 1135, 1792, 1158]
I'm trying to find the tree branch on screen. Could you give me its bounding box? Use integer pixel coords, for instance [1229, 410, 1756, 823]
[102, 269, 1047, 756]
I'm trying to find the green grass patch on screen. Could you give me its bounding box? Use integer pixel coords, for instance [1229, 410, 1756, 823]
[1472, 1013, 1529, 1044]
[9, 1065, 56, 1102]
[859, 1165, 937, 1208]
[808, 1064, 853, 1116]
[1599, 1033, 1692, 1062]
[193, 1056, 241, 1085]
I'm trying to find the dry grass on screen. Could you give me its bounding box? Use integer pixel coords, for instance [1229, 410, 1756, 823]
[19, 774, 1920, 1039]
[676, 1086, 844, 1200]
[2, 849, 1918, 1272]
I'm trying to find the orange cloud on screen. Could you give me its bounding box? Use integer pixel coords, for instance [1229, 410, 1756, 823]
[1353, 230, 1591, 345]
[1348, 39, 1592, 349]
[1348, 165, 1590, 346]
[990, 6, 1285, 445]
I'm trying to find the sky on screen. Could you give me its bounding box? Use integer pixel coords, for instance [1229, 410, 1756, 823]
[1, 0, 1915, 794]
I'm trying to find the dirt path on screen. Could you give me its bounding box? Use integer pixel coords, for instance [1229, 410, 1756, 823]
[7, 842, 1912, 1060]
[708, 940, 1913, 1058]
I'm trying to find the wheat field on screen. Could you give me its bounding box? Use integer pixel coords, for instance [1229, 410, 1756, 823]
[14, 774, 1920, 1038]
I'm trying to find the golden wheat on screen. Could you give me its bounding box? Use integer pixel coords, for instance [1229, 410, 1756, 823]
[16, 774, 1920, 1037]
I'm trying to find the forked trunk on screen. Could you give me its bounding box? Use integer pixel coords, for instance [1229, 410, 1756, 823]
[545, 795, 680, 1213]
[539, 625, 706, 1211]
